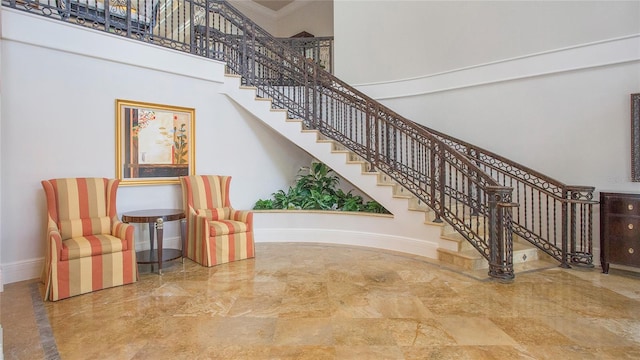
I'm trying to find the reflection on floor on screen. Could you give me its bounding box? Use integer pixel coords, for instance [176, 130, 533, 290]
[2, 242, 640, 359]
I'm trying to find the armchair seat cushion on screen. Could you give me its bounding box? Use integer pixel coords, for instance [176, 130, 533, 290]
[208, 220, 249, 236]
[61, 234, 127, 261]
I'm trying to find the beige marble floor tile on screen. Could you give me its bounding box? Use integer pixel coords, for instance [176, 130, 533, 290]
[226, 294, 282, 317]
[334, 345, 404, 359]
[386, 318, 457, 346]
[278, 295, 333, 318]
[367, 295, 434, 319]
[401, 345, 475, 360]
[331, 318, 397, 346]
[207, 317, 278, 345]
[436, 316, 519, 346]
[540, 316, 638, 347]
[273, 318, 334, 346]
[268, 345, 336, 359]
[523, 345, 640, 360]
[462, 345, 539, 360]
[488, 317, 575, 346]
[178, 344, 273, 360]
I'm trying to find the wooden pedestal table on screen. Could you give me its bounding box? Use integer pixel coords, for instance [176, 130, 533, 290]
[122, 208, 186, 275]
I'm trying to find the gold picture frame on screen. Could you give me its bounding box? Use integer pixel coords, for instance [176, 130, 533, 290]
[116, 99, 195, 185]
[632, 93, 640, 182]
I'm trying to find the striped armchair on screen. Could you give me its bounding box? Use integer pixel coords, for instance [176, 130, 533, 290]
[41, 178, 137, 301]
[179, 175, 255, 267]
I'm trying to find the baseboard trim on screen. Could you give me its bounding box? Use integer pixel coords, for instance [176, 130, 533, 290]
[255, 228, 439, 259]
[2, 258, 43, 286]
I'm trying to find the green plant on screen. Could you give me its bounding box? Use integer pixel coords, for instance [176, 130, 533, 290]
[253, 198, 275, 210]
[253, 161, 390, 214]
[336, 189, 364, 212]
[295, 162, 339, 198]
[364, 200, 389, 214]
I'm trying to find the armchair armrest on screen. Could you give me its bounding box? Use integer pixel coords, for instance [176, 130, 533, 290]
[46, 227, 63, 254]
[230, 209, 253, 230]
[195, 213, 211, 232]
[45, 215, 63, 253]
[111, 218, 135, 250]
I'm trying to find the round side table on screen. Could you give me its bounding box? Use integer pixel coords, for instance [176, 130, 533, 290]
[122, 208, 185, 274]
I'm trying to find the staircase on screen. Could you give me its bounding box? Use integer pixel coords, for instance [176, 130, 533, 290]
[6, 0, 597, 280]
[222, 74, 556, 277]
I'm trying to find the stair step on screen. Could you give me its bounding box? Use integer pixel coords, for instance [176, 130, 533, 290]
[377, 173, 395, 186]
[393, 184, 412, 198]
[407, 197, 431, 212]
[440, 232, 478, 252]
[437, 241, 541, 271]
[437, 248, 488, 271]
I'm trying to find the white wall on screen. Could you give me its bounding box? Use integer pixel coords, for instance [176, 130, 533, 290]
[0, 7, 4, 291]
[0, 10, 313, 284]
[335, 0, 640, 84]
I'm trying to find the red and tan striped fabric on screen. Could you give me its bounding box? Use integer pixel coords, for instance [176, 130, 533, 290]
[41, 178, 137, 301]
[180, 175, 255, 267]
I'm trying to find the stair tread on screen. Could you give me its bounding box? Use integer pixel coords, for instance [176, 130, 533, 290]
[438, 239, 541, 258]
[437, 247, 484, 259]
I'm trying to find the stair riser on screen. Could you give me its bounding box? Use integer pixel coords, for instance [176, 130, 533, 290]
[437, 247, 541, 270]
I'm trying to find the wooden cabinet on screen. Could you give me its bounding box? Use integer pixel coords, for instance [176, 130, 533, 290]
[600, 192, 640, 273]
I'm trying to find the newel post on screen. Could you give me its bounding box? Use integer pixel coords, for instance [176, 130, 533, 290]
[487, 186, 515, 281]
[565, 186, 596, 267]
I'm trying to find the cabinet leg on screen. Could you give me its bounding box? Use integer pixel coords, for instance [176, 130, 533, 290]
[156, 218, 164, 275]
[148, 222, 155, 272]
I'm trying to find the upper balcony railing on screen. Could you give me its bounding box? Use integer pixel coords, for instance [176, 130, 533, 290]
[4, 0, 333, 72]
[3, 0, 596, 278]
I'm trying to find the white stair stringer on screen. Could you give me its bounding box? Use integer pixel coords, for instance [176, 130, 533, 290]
[220, 75, 452, 259]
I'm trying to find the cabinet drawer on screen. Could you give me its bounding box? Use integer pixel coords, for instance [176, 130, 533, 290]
[603, 196, 640, 216]
[605, 216, 640, 266]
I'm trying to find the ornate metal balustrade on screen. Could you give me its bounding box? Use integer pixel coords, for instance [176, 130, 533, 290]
[4, 0, 596, 278]
[424, 127, 596, 268]
[4, 0, 333, 72]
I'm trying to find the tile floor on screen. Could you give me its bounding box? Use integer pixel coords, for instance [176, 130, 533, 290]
[1, 242, 640, 359]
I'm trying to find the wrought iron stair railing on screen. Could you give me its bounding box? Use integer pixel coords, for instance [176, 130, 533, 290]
[5, 0, 596, 278]
[424, 127, 596, 268]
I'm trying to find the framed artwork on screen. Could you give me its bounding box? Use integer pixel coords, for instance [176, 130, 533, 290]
[116, 99, 195, 185]
[632, 94, 640, 182]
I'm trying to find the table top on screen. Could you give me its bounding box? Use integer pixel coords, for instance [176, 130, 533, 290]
[121, 208, 185, 223]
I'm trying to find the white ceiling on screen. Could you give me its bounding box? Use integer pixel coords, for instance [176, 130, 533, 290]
[252, 0, 295, 12]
